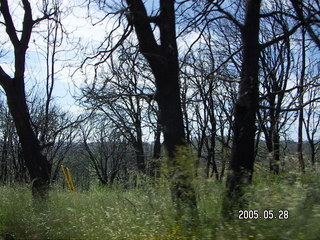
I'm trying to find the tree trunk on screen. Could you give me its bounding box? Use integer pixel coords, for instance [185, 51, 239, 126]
[209, 116, 218, 180]
[219, 145, 229, 182]
[223, 0, 261, 217]
[0, 132, 8, 183]
[133, 134, 146, 173]
[150, 121, 161, 178]
[297, 28, 306, 173]
[134, 102, 146, 172]
[0, 0, 52, 200]
[5, 82, 51, 199]
[271, 129, 280, 173]
[310, 144, 315, 166]
[126, 0, 198, 222]
[154, 67, 197, 220]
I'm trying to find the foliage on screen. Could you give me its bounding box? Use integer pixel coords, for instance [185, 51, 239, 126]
[0, 171, 320, 239]
[162, 146, 197, 186]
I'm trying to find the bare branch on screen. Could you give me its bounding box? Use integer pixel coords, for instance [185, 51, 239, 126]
[0, 0, 20, 47]
[20, 0, 33, 49]
[260, 23, 302, 49]
[260, 96, 320, 112]
[0, 65, 11, 87]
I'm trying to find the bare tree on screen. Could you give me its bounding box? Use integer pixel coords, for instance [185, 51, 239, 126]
[180, 48, 219, 179]
[290, 0, 320, 49]
[297, 28, 306, 172]
[304, 89, 320, 167]
[258, 28, 294, 174]
[0, 0, 75, 199]
[0, 0, 59, 198]
[85, 0, 198, 221]
[214, 0, 262, 217]
[126, 0, 199, 221]
[80, 43, 153, 173]
[80, 119, 130, 185]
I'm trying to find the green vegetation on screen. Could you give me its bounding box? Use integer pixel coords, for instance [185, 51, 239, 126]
[0, 172, 320, 240]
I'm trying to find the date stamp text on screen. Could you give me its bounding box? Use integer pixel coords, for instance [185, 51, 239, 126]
[238, 209, 289, 220]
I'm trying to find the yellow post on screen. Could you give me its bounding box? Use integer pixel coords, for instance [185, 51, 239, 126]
[66, 167, 76, 193]
[60, 165, 76, 193]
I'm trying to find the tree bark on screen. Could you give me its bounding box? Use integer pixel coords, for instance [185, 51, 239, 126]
[0, 132, 8, 183]
[150, 119, 161, 178]
[297, 28, 306, 173]
[125, 0, 198, 222]
[271, 129, 280, 173]
[223, 0, 261, 217]
[0, 0, 51, 199]
[3, 81, 51, 198]
[133, 139, 146, 172]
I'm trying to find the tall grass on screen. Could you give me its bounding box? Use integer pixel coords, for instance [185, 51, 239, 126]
[0, 172, 320, 239]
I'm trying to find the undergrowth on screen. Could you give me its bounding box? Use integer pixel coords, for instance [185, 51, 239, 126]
[0, 172, 320, 239]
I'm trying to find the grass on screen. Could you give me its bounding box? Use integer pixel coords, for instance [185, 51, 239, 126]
[0, 172, 320, 239]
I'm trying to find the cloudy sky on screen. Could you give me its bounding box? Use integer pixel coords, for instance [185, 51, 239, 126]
[0, 0, 202, 112]
[0, 1, 121, 114]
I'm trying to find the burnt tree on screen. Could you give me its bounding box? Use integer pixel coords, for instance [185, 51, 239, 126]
[222, 0, 262, 216]
[125, 0, 198, 220]
[0, 0, 52, 198]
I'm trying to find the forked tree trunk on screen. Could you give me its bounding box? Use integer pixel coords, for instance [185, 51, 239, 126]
[0, 0, 51, 199]
[222, 0, 261, 217]
[125, 0, 198, 222]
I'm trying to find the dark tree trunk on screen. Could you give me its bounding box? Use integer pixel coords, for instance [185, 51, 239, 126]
[153, 55, 198, 220]
[133, 129, 146, 173]
[297, 28, 306, 173]
[4, 82, 51, 198]
[310, 144, 315, 166]
[153, 120, 161, 159]
[133, 101, 146, 172]
[271, 129, 280, 173]
[150, 120, 161, 178]
[126, 0, 198, 222]
[259, 111, 281, 174]
[0, 0, 51, 199]
[219, 145, 229, 182]
[181, 85, 191, 143]
[268, 105, 280, 174]
[196, 125, 206, 178]
[209, 114, 218, 180]
[223, 0, 261, 217]
[0, 132, 8, 183]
